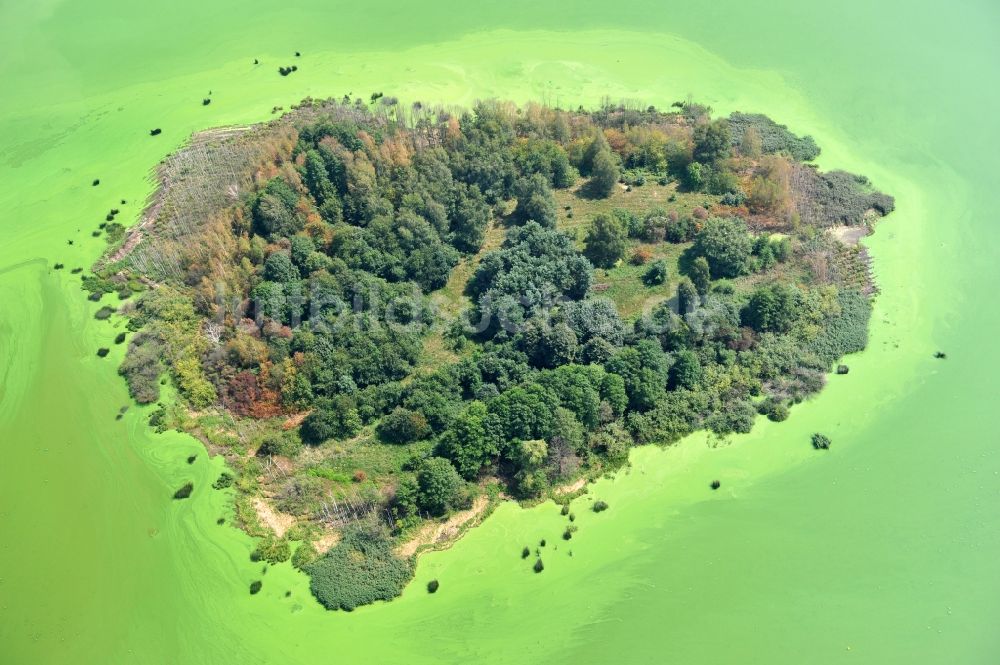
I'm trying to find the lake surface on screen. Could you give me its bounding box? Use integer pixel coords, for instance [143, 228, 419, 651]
[1, 1, 998, 663]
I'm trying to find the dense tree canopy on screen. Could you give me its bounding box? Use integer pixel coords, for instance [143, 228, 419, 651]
[693, 217, 755, 278]
[470, 222, 592, 329]
[106, 96, 892, 612]
[584, 213, 627, 268]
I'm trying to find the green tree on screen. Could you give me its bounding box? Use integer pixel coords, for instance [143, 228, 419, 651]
[669, 350, 702, 389]
[517, 319, 579, 368]
[289, 235, 315, 270]
[693, 119, 731, 164]
[250, 281, 287, 322]
[743, 283, 801, 333]
[693, 217, 754, 277]
[547, 407, 585, 454]
[690, 256, 711, 294]
[584, 213, 627, 268]
[517, 438, 548, 468]
[488, 382, 559, 442]
[263, 251, 299, 283]
[605, 341, 670, 412]
[588, 149, 620, 199]
[253, 178, 301, 238]
[303, 149, 337, 204]
[300, 396, 362, 444]
[512, 174, 557, 227]
[450, 185, 492, 252]
[376, 407, 431, 444]
[685, 162, 704, 190]
[439, 401, 498, 479]
[580, 131, 610, 175]
[677, 277, 698, 315]
[512, 439, 550, 498]
[416, 457, 463, 516]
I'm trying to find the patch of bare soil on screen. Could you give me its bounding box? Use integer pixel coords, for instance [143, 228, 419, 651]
[252, 497, 296, 538]
[395, 495, 490, 558]
[554, 476, 589, 495]
[828, 224, 868, 245]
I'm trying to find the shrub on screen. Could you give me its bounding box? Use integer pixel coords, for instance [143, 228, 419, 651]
[720, 191, 747, 206]
[427, 579, 440, 593]
[757, 397, 789, 422]
[251, 537, 291, 564]
[148, 406, 168, 431]
[256, 434, 302, 458]
[250, 580, 262, 595]
[95, 306, 115, 320]
[664, 215, 696, 243]
[808, 290, 871, 365]
[811, 433, 831, 450]
[521, 546, 530, 559]
[300, 398, 362, 444]
[643, 260, 669, 286]
[173, 482, 194, 499]
[307, 522, 413, 611]
[212, 472, 234, 490]
[630, 247, 652, 265]
[592, 500, 608, 513]
[96, 348, 110, 357]
[119, 333, 164, 404]
[376, 407, 431, 444]
[791, 166, 894, 226]
[727, 112, 820, 161]
[533, 558, 544, 573]
[291, 542, 318, 570]
[114, 332, 127, 344]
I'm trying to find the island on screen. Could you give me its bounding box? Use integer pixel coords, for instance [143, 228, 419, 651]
[86, 95, 892, 610]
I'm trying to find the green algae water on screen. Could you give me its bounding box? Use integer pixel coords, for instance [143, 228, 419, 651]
[2, 1, 999, 663]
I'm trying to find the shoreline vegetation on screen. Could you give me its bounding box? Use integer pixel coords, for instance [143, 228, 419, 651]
[86, 95, 892, 610]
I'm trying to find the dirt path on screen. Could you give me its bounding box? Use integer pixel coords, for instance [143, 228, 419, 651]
[395, 495, 489, 558]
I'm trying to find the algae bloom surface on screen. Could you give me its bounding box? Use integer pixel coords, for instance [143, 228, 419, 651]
[1, 1, 999, 663]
